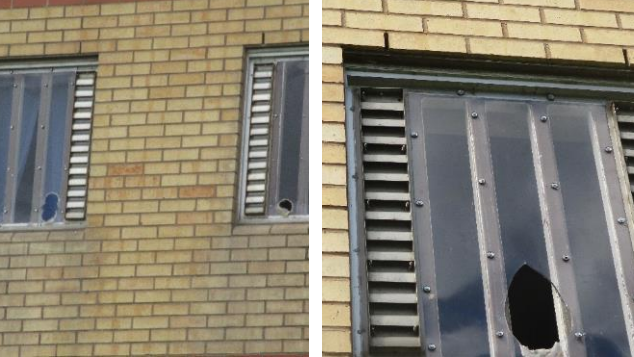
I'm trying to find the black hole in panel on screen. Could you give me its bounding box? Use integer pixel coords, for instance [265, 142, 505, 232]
[41, 193, 59, 222]
[507, 265, 560, 350]
[277, 199, 293, 216]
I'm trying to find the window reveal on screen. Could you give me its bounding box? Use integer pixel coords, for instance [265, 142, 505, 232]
[353, 88, 634, 356]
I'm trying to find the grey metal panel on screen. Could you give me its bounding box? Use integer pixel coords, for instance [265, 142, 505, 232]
[0, 75, 14, 224]
[31, 73, 53, 224]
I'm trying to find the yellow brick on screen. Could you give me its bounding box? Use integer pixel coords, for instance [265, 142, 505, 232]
[322, 208, 349, 230]
[322, 186, 347, 207]
[83, 16, 117, 29]
[64, 5, 100, 17]
[585, 28, 634, 46]
[0, 33, 26, 45]
[29, 7, 62, 19]
[101, 2, 136, 15]
[47, 18, 81, 30]
[322, 65, 343, 84]
[323, 304, 351, 327]
[426, 18, 502, 37]
[323, 278, 351, 302]
[323, 10, 342, 26]
[323, 103, 345, 123]
[345, 12, 422, 32]
[470, 38, 546, 58]
[323, 0, 382, 11]
[323, 164, 347, 186]
[507, 0, 575, 8]
[549, 43, 625, 64]
[174, 0, 209, 10]
[579, 0, 634, 12]
[387, 0, 463, 16]
[389, 32, 466, 53]
[323, 27, 384, 47]
[137, 1, 172, 13]
[466, 3, 540, 22]
[544, 9, 618, 28]
[507, 23, 581, 42]
[323, 83, 344, 102]
[11, 20, 45, 32]
[323, 123, 345, 143]
[322, 329, 352, 353]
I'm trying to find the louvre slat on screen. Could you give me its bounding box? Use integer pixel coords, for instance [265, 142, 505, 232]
[365, 211, 411, 221]
[369, 272, 417, 283]
[362, 119, 405, 127]
[362, 135, 407, 145]
[364, 173, 409, 181]
[370, 315, 419, 326]
[371, 337, 421, 348]
[367, 231, 412, 241]
[370, 292, 417, 304]
[367, 251, 414, 261]
[365, 191, 410, 201]
[361, 101, 404, 111]
[363, 154, 408, 163]
[617, 114, 634, 123]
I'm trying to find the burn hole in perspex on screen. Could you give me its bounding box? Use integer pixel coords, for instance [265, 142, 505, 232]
[506, 265, 560, 350]
[41, 193, 59, 222]
[277, 198, 293, 216]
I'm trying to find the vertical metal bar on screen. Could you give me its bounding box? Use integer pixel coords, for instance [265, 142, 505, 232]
[267, 60, 284, 216]
[466, 98, 515, 356]
[5, 74, 24, 223]
[31, 73, 53, 224]
[529, 101, 585, 357]
[346, 86, 370, 356]
[592, 104, 634, 356]
[297, 61, 309, 214]
[406, 92, 442, 355]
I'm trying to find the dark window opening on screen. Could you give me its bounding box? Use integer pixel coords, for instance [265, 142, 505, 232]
[507, 265, 560, 350]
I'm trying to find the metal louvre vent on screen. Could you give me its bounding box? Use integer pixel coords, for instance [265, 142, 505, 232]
[359, 88, 421, 351]
[65, 71, 95, 220]
[616, 106, 634, 195]
[244, 63, 273, 216]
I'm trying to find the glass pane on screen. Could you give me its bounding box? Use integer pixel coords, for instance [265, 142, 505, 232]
[42, 73, 72, 223]
[549, 104, 629, 356]
[486, 101, 550, 281]
[421, 97, 489, 356]
[0, 75, 14, 224]
[14, 75, 42, 223]
[275, 60, 307, 216]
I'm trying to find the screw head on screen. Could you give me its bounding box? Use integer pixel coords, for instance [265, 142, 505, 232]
[551, 182, 559, 190]
[547, 93, 555, 101]
[574, 332, 585, 339]
[40, 125, 45, 129]
[486, 252, 495, 259]
[496, 331, 504, 338]
[618, 217, 626, 224]
[423, 286, 432, 293]
[410, 132, 419, 138]
[415, 200, 424, 207]
[605, 146, 613, 153]
[478, 179, 486, 185]
[471, 112, 479, 119]
[540, 116, 548, 122]
[457, 89, 465, 96]
[428, 344, 437, 351]
[562, 255, 571, 262]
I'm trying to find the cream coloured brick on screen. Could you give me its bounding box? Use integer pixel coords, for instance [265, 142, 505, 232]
[387, 0, 462, 16]
[466, 3, 540, 22]
[549, 43, 625, 64]
[346, 12, 422, 32]
[323, 0, 382, 11]
[470, 38, 546, 58]
[545, 9, 618, 27]
[507, 0, 575, 8]
[507, 23, 581, 42]
[389, 32, 466, 53]
[579, 0, 634, 12]
[323, 208, 349, 230]
[322, 329, 352, 353]
[426, 18, 502, 37]
[323, 27, 384, 47]
[323, 83, 344, 102]
[323, 303, 351, 327]
[323, 10, 342, 26]
[585, 28, 634, 46]
[323, 278, 351, 302]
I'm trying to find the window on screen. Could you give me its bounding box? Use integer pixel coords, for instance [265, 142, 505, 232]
[347, 68, 634, 356]
[0, 60, 96, 228]
[238, 47, 309, 222]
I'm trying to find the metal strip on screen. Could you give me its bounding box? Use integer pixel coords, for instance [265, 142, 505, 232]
[347, 87, 371, 357]
[0, 58, 97, 72]
[267, 61, 284, 216]
[31, 73, 53, 224]
[406, 91, 441, 355]
[4, 75, 24, 223]
[466, 98, 516, 356]
[297, 61, 310, 214]
[592, 105, 634, 356]
[529, 101, 585, 357]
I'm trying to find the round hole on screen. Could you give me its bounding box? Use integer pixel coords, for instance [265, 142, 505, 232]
[41, 193, 59, 222]
[277, 199, 294, 216]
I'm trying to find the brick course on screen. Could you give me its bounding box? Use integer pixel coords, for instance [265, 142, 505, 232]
[0, 0, 308, 356]
[322, 0, 634, 355]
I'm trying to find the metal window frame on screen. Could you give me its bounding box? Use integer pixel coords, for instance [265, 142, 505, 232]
[346, 65, 634, 357]
[237, 46, 309, 224]
[0, 58, 97, 231]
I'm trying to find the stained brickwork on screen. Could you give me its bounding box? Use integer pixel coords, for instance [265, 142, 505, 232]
[322, 0, 634, 355]
[0, 1, 308, 356]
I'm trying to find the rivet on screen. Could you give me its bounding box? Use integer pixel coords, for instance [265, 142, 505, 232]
[2, 209, 7, 214]
[618, 217, 626, 225]
[428, 344, 437, 351]
[10, 125, 14, 130]
[551, 182, 559, 190]
[574, 332, 585, 340]
[40, 125, 45, 129]
[13, 84, 17, 88]
[415, 200, 424, 207]
[478, 179, 486, 185]
[540, 116, 548, 122]
[457, 89, 465, 96]
[562, 255, 570, 262]
[547, 94, 555, 101]
[486, 252, 495, 259]
[605, 146, 613, 153]
[471, 112, 479, 119]
[496, 331, 504, 338]
[423, 286, 432, 293]
[410, 132, 419, 138]
[34, 208, 38, 212]
[37, 166, 41, 170]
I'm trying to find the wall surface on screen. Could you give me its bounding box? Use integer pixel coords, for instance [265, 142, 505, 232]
[0, 0, 308, 356]
[322, 0, 634, 355]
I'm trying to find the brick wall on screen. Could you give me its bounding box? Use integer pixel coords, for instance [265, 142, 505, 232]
[0, 1, 308, 356]
[322, 0, 634, 355]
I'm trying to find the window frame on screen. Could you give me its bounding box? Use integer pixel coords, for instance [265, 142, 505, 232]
[237, 46, 309, 224]
[0, 58, 97, 231]
[345, 63, 634, 356]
